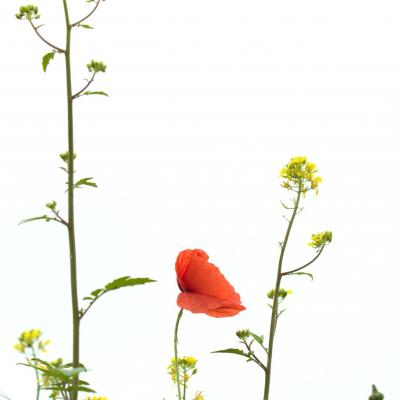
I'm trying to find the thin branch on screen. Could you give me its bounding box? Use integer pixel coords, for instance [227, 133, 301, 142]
[51, 210, 69, 227]
[72, 73, 96, 99]
[243, 339, 267, 372]
[79, 291, 105, 321]
[28, 20, 65, 53]
[71, 0, 102, 27]
[282, 246, 325, 276]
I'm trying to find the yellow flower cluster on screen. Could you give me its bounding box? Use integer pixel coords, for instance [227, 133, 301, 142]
[280, 156, 322, 195]
[82, 397, 108, 400]
[167, 356, 198, 386]
[14, 329, 50, 353]
[308, 231, 332, 249]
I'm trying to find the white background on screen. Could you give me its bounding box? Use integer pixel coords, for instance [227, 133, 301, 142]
[0, 0, 399, 399]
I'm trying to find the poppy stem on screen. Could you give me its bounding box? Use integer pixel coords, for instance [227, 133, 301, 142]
[174, 308, 184, 400]
[263, 186, 302, 400]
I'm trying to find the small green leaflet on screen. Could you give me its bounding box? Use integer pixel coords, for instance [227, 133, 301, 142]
[74, 177, 97, 189]
[19, 215, 51, 225]
[211, 348, 251, 360]
[83, 91, 109, 97]
[289, 271, 314, 281]
[104, 276, 155, 291]
[78, 24, 94, 29]
[42, 51, 56, 72]
[249, 332, 266, 350]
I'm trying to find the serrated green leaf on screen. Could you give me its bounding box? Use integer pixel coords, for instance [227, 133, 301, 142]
[42, 51, 55, 72]
[212, 348, 251, 359]
[104, 276, 155, 291]
[82, 296, 93, 301]
[19, 215, 51, 225]
[83, 91, 108, 97]
[289, 272, 314, 281]
[79, 24, 93, 29]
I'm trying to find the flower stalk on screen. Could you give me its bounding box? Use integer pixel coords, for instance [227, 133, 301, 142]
[174, 309, 184, 400]
[263, 187, 302, 400]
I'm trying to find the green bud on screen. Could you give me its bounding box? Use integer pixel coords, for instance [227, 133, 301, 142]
[369, 385, 384, 400]
[45, 201, 57, 211]
[235, 329, 250, 340]
[87, 60, 107, 73]
[15, 4, 40, 20]
[267, 289, 275, 299]
[59, 151, 76, 163]
[278, 288, 288, 299]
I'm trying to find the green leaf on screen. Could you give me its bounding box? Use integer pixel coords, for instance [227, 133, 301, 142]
[212, 348, 251, 359]
[42, 51, 55, 72]
[90, 289, 103, 297]
[78, 24, 93, 29]
[104, 276, 155, 291]
[66, 386, 96, 393]
[83, 91, 108, 97]
[74, 177, 97, 189]
[19, 215, 51, 225]
[249, 332, 264, 347]
[289, 272, 314, 281]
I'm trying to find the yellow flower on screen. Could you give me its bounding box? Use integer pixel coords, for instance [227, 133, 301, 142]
[14, 329, 50, 354]
[280, 156, 322, 195]
[82, 397, 108, 400]
[194, 391, 205, 400]
[14, 343, 25, 353]
[308, 231, 332, 249]
[167, 356, 198, 387]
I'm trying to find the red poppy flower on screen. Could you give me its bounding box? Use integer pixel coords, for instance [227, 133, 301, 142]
[175, 249, 245, 318]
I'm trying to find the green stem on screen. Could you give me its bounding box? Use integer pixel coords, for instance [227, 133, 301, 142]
[31, 348, 40, 400]
[263, 186, 302, 400]
[174, 309, 184, 400]
[61, 1, 80, 400]
[282, 245, 325, 276]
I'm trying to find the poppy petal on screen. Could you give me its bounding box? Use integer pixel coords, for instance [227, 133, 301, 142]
[177, 292, 245, 318]
[179, 251, 241, 303]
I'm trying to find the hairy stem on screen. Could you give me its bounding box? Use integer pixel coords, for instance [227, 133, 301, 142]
[62, 1, 80, 400]
[174, 309, 184, 400]
[263, 186, 302, 400]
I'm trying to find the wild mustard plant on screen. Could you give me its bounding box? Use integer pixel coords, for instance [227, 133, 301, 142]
[15, 1, 155, 399]
[167, 356, 202, 400]
[214, 156, 332, 400]
[14, 329, 50, 400]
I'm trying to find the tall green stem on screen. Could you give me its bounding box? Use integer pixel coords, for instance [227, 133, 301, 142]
[263, 187, 302, 400]
[62, 1, 80, 400]
[31, 348, 40, 400]
[174, 309, 184, 400]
